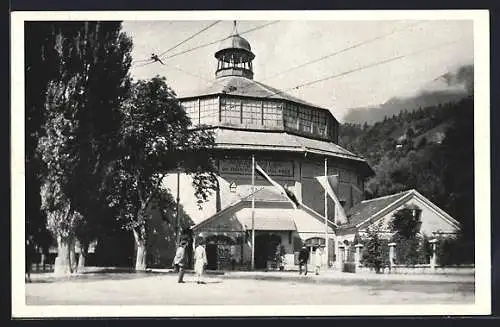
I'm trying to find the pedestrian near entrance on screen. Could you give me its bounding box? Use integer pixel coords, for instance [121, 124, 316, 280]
[315, 247, 323, 275]
[173, 240, 188, 283]
[25, 236, 36, 283]
[298, 245, 309, 276]
[194, 238, 208, 284]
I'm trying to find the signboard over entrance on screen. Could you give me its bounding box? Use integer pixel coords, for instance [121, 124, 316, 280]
[219, 159, 294, 177]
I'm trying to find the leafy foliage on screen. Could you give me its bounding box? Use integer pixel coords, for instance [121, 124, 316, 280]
[33, 21, 133, 243]
[361, 226, 389, 273]
[104, 76, 217, 269]
[107, 76, 218, 233]
[436, 234, 474, 266]
[390, 207, 422, 239]
[389, 207, 430, 265]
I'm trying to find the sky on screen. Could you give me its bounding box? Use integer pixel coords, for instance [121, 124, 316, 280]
[121, 19, 473, 122]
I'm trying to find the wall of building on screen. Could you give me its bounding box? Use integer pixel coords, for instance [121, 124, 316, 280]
[359, 196, 460, 237]
[300, 159, 364, 224]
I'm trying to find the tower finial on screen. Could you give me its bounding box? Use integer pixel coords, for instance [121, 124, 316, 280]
[232, 20, 238, 35]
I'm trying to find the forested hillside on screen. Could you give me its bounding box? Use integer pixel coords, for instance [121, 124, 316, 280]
[339, 96, 474, 242]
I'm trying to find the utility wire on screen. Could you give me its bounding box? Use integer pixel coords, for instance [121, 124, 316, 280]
[157, 20, 222, 59]
[162, 21, 280, 61]
[132, 21, 279, 69]
[132, 20, 222, 67]
[283, 38, 461, 94]
[201, 20, 428, 97]
[205, 38, 462, 116]
[259, 20, 427, 82]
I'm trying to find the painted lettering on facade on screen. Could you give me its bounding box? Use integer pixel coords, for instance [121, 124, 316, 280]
[219, 159, 294, 177]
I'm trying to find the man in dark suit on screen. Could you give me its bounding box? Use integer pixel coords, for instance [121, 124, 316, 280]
[298, 245, 310, 276]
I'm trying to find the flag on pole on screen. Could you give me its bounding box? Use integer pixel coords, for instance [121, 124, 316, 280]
[255, 163, 300, 209]
[315, 175, 348, 224]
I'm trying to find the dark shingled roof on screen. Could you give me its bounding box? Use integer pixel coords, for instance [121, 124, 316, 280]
[341, 190, 412, 228]
[180, 75, 328, 111]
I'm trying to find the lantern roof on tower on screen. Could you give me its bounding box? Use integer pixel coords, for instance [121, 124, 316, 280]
[215, 21, 255, 60]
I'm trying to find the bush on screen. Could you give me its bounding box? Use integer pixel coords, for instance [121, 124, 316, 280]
[437, 236, 474, 266]
[361, 228, 390, 273]
[342, 262, 356, 273]
[392, 234, 430, 265]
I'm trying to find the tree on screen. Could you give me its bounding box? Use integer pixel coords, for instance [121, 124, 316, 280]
[36, 21, 133, 275]
[362, 225, 389, 273]
[107, 76, 217, 271]
[389, 206, 424, 265]
[38, 105, 83, 275]
[25, 21, 60, 255]
[66, 21, 133, 271]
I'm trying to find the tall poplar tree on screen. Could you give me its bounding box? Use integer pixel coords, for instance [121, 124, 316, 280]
[35, 21, 133, 274]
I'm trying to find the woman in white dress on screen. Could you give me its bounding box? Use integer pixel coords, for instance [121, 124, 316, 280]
[315, 246, 323, 275]
[194, 238, 208, 284]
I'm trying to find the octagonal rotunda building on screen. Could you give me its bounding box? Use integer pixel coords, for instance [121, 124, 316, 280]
[157, 23, 374, 271]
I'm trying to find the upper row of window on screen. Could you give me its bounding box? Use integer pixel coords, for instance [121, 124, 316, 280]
[181, 97, 335, 140]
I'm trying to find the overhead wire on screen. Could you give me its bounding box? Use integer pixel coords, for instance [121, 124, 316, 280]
[258, 20, 428, 82]
[130, 21, 461, 125]
[199, 37, 463, 118]
[131, 21, 281, 89]
[131, 21, 280, 70]
[282, 38, 462, 94]
[156, 20, 222, 59]
[131, 20, 222, 67]
[192, 20, 429, 98]
[162, 21, 280, 61]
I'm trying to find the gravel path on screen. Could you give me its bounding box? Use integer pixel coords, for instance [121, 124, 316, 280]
[25, 272, 474, 306]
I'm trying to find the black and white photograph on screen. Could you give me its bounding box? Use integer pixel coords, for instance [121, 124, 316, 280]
[11, 10, 491, 317]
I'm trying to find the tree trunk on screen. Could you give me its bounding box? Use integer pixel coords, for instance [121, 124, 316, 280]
[70, 240, 78, 272]
[54, 235, 74, 276]
[133, 228, 147, 271]
[77, 241, 89, 272]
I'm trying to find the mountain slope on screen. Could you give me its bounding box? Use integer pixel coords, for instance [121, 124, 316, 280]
[343, 64, 473, 125]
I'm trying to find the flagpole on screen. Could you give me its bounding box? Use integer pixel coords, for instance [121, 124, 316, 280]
[251, 154, 255, 271]
[324, 157, 329, 269]
[176, 166, 181, 246]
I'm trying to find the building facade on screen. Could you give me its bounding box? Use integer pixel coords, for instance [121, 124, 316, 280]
[157, 23, 374, 270]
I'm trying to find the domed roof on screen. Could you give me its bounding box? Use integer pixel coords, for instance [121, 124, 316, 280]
[215, 33, 254, 58]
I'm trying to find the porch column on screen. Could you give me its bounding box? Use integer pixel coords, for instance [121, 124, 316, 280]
[429, 238, 438, 270]
[354, 243, 364, 267]
[338, 244, 345, 269]
[388, 242, 396, 272]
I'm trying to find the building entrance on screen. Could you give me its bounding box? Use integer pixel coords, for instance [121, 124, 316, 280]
[205, 235, 236, 270]
[254, 233, 282, 270]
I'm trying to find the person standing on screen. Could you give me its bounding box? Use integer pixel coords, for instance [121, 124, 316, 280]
[315, 246, 323, 275]
[194, 238, 208, 284]
[298, 245, 310, 276]
[173, 240, 188, 283]
[25, 236, 36, 283]
[230, 245, 236, 271]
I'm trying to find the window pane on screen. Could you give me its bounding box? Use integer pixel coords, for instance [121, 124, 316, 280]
[263, 101, 282, 127]
[284, 103, 299, 130]
[220, 98, 241, 125]
[299, 107, 312, 133]
[181, 100, 198, 124]
[199, 97, 218, 125]
[241, 99, 261, 125]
